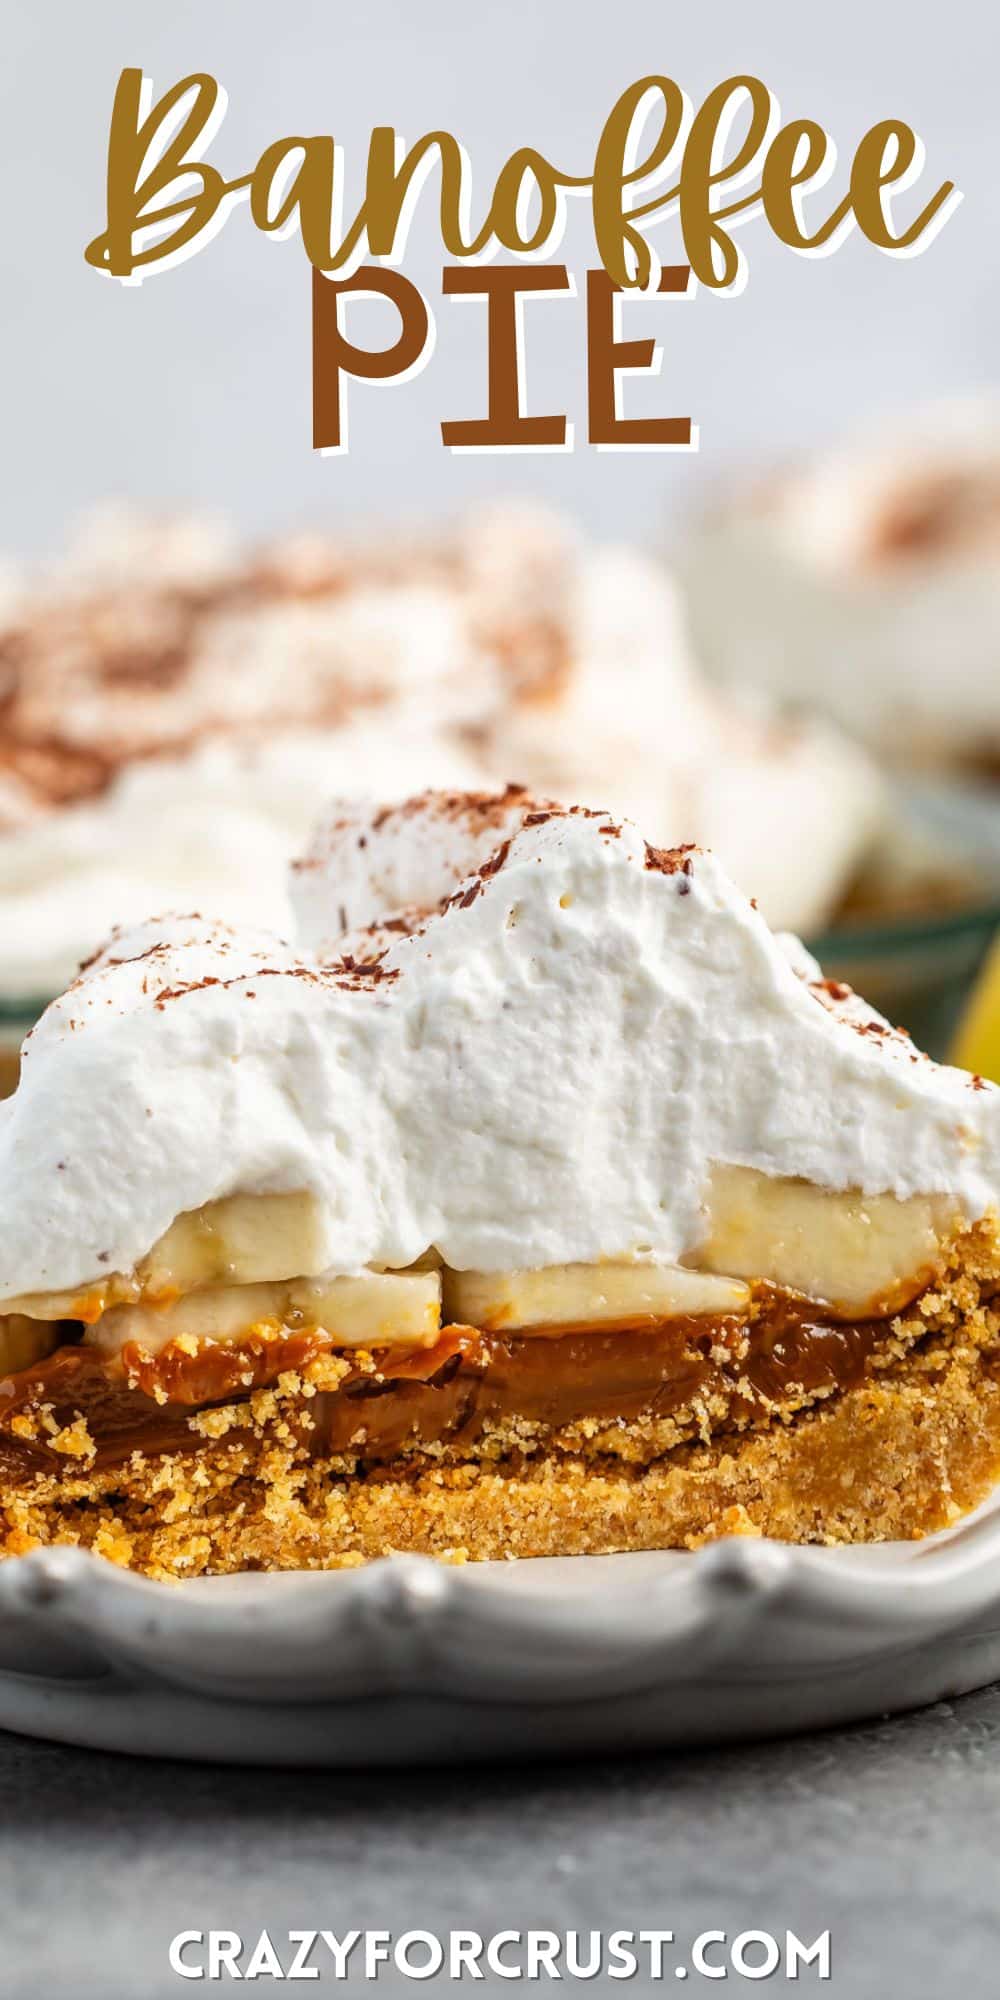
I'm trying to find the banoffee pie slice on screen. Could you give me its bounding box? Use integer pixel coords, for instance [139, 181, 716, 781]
[1, 788, 999, 1579]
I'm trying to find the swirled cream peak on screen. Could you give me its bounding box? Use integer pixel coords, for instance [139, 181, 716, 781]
[0, 789, 996, 1303]
[290, 782, 541, 956]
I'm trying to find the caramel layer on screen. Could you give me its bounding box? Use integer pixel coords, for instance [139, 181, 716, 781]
[0, 1293, 890, 1480]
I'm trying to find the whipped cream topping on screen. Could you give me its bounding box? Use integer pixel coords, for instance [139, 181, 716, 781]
[290, 784, 537, 956]
[0, 499, 883, 999]
[762, 401, 1000, 575]
[188, 587, 496, 725]
[0, 790, 995, 1303]
[0, 726, 486, 1001]
[0, 503, 510, 996]
[682, 402, 1000, 762]
[54, 501, 240, 596]
[482, 546, 885, 935]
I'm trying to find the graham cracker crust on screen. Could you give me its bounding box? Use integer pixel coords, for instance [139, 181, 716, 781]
[3, 1221, 1000, 1581]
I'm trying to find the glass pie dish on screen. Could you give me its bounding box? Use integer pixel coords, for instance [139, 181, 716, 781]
[809, 781, 1000, 1061]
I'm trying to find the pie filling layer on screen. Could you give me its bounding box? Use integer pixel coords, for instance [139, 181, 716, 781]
[0, 1170, 956, 1334]
[0, 1179, 960, 1488]
[0, 1290, 902, 1480]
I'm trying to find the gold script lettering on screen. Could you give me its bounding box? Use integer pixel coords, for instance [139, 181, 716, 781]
[86, 69, 960, 290]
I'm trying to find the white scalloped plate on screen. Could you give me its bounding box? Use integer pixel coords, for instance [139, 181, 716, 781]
[3, 1495, 1000, 1763]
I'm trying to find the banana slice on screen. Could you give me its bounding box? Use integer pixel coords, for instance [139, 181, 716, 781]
[1, 1192, 334, 1324]
[138, 1192, 331, 1295]
[691, 1163, 955, 1315]
[89, 1269, 442, 1358]
[0, 1314, 62, 1377]
[442, 1262, 749, 1334]
[952, 933, 1000, 1085]
[0, 1045, 19, 1102]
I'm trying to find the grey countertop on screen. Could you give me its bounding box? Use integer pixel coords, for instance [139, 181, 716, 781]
[3, 1690, 1000, 1999]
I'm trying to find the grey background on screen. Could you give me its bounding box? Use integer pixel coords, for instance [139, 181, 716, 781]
[1, 0, 995, 557]
[4, 1689, 1000, 1998]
